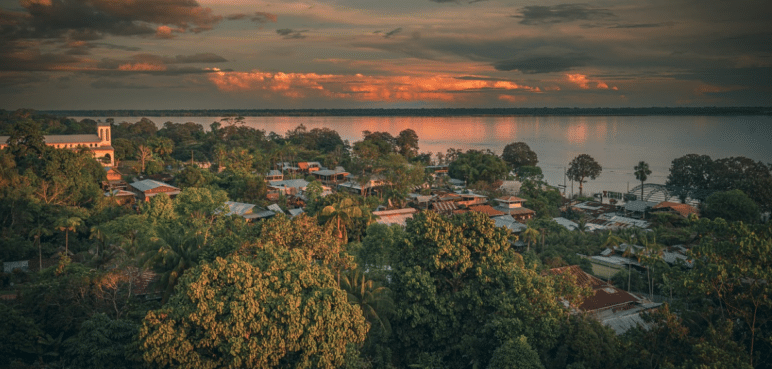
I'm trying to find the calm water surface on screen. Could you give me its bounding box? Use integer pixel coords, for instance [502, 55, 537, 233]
[90, 115, 772, 197]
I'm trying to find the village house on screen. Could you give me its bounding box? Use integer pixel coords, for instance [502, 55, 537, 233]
[223, 201, 276, 222]
[265, 169, 284, 182]
[312, 167, 350, 185]
[547, 265, 661, 334]
[1, 122, 115, 166]
[129, 179, 180, 202]
[650, 201, 699, 218]
[372, 208, 417, 227]
[297, 161, 322, 174]
[494, 196, 536, 222]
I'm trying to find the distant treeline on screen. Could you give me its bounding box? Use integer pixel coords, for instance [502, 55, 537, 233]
[40, 107, 772, 117]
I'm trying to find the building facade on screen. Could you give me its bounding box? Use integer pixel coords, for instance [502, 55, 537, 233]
[0, 122, 115, 166]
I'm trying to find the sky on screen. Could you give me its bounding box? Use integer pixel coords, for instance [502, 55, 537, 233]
[1, 0, 770, 109]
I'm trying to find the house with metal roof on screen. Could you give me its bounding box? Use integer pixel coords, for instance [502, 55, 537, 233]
[129, 179, 180, 201]
[312, 167, 350, 185]
[298, 161, 322, 173]
[494, 195, 536, 222]
[623, 200, 659, 219]
[373, 208, 417, 227]
[265, 169, 283, 182]
[268, 179, 309, 196]
[547, 265, 660, 334]
[650, 201, 699, 218]
[223, 201, 275, 222]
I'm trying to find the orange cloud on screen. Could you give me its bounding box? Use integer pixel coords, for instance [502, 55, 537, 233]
[208, 70, 540, 102]
[118, 63, 166, 71]
[566, 73, 618, 90]
[498, 95, 527, 103]
[566, 74, 590, 89]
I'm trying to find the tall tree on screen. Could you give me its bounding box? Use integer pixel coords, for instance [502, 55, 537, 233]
[566, 154, 602, 197]
[666, 154, 714, 202]
[136, 145, 153, 173]
[56, 216, 82, 254]
[682, 219, 772, 368]
[703, 189, 759, 224]
[320, 197, 363, 242]
[391, 211, 581, 369]
[396, 129, 419, 159]
[502, 142, 538, 169]
[634, 161, 652, 200]
[139, 252, 368, 369]
[448, 149, 509, 184]
[341, 269, 394, 335]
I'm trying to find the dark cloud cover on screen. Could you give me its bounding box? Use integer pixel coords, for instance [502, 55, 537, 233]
[277, 29, 308, 39]
[227, 11, 277, 23]
[493, 55, 590, 73]
[90, 79, 151, 89]
[514, 4, 614, 25]
[383, 28, 402, 38]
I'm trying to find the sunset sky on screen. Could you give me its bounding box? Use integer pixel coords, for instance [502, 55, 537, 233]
[1, 0, 770, 109]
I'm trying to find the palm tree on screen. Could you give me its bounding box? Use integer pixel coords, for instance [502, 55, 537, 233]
[56, 216, 82, 254]
[89, 224, 109, 257]
[634, 161, 652, 201]
[641, 234, 665, 299]
[340, 269, 394, 335]
[29, 224, 52, 270]
[602, 231, 627, 286]
[320, 197, 362, 242]
[142, 225, 205, 303]
[521, 227, 540, 253]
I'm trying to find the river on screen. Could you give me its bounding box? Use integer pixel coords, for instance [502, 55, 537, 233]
[79, 115, 772, 198]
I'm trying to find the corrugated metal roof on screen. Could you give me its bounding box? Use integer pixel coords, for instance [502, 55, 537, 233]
[130, 179, 178, 192]
[432, 201, 457, 213]
[224, 201, 256, 216]
[553, 217, 579, 231]
[267, 204, 284, 214]
[314, 168, 349, 176]
[494, 215, 527, 233]
[269, 179, 309, 189]
[373, 208, 417, 227]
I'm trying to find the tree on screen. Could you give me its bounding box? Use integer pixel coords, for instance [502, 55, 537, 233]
[30, 223, 53, 270]
[666, 154, 714, 201]
[682, 220, 772, 368]
[502, 142, 538, 169]
[522, 226, 540, 253]
[448, 149, 509, 184]
[139, 252, 368, 369]
[391, 211, 577, 369]
[320, 197, 363, 242]
[341, 269, 394, 335]
[396, 129, 419, 159]
[56, 215, 82, 254]
[136, 145, 153, 173]
[703, 189, 760, 223]
[566, 154, 602, 197]
[488, 336, 545, 369]
[634, 161, 652, 200]
[62, 313, 140, 369]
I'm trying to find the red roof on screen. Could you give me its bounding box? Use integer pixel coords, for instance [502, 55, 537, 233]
[652, 201, 699, 217]
[468, 204, 506, 217]
[547, 265, 640, 312]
